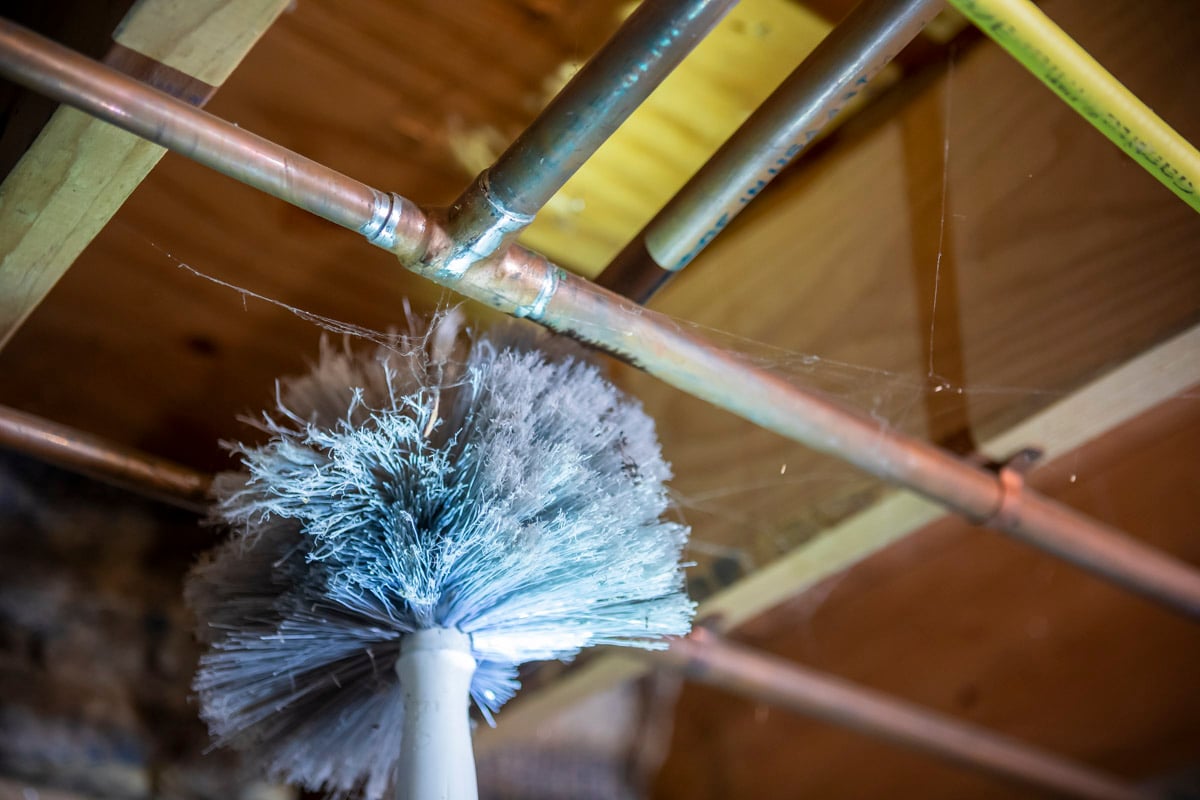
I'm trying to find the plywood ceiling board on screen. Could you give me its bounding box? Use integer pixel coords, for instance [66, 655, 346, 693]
[657, 387, 1200, 798]
[475, 322, 1200, 753]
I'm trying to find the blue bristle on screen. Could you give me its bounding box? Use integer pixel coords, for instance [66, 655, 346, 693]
[185, 314, 694, 799]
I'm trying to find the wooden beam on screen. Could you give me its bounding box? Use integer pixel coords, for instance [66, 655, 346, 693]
[476, 321, 1200, 751]
[0, 0, 289, 349]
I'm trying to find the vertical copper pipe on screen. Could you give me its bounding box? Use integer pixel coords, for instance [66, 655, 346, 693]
[440, 0, 737, 274]
[3, 21, 1200, 618]
[0, 405, 211, 511]
[599, 0, 945, 301]
[660, 632, 1151, 800]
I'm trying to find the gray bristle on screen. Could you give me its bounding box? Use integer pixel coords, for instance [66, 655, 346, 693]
[185, 314, 694, 799]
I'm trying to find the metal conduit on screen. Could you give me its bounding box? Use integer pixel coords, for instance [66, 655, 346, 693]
[441, 0, 737, 274]
[598, 0, 945, 301]
[2, 20, 1199, 618]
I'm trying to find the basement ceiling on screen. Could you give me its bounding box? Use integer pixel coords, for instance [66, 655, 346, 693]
[0, 0, 1198, 797]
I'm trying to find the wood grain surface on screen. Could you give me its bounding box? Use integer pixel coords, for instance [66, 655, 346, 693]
[657, 386, 1200, 798]
[0, 0, 1195, 794]
[0, 0, 290, 348]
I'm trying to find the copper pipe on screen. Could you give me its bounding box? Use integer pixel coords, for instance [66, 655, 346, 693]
[3, 21, 1200, 618]
[441, 0, 737, 273]
[0, 405, 211, 512]
[0, 18, 398, 240]
[599, 0, 945, 301]
[516, 258, 1200, 615]
[659, 631, 1151, 800]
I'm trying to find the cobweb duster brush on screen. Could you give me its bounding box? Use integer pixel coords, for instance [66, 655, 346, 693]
[185, 313, 694, 800]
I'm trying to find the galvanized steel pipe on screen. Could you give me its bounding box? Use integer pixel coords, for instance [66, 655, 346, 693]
[600, 0, 945, 301]
[2, 21, 1200, 618]
[441, 0, 738, 273]
[660, 631, 1152, 800]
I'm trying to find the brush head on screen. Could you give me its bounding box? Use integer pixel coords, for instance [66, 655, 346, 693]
[185, 314, 694, 798]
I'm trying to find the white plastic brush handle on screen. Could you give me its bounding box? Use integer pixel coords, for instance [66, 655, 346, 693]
[395, 627, 479, 800]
